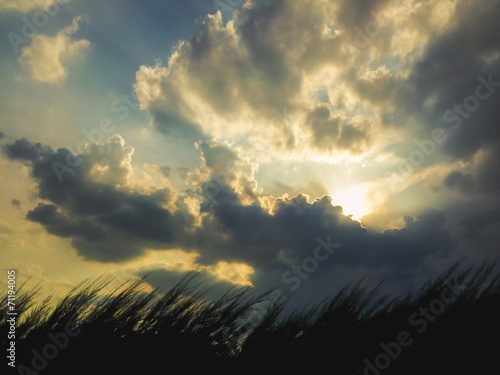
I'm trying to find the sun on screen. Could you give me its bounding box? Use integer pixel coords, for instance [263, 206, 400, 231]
[332, 184, 371, 221]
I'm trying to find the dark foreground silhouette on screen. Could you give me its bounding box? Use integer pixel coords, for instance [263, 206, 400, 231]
[2, 262, 499, 374]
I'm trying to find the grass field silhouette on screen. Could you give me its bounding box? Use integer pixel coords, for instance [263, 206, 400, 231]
[2, 262, 499, 374]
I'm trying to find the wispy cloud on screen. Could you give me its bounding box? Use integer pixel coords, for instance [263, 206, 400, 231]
[0, 0, 69, 12]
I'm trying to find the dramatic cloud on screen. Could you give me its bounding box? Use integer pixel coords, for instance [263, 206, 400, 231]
[2, 135, 187, 262]
[2, 0, 499, 299]
[3, 135, 454, 289]
[443, 171, 474, 194]
[190, 139, 261, 206]
[195, 181, 452, 271]
[135, 0, 467, 161]
[19, 16, 90, 84]
[134, 1, 361, 155]
[398, 0, 500, 160]
[305, 103, 372, 153]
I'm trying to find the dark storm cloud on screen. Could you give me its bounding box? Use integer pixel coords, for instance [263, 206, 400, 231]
[10, 199, 21, 209]
[27, 203, 106, 241]
[195, 175, 453, 275]
[3, 135, 454, 280]
[235, 0, 294, 87]
[194, 140, 260, 204]
[198, 141, 239, 171]
[443, 171, 475, 194]
[5, 138, 123, 215]
[474, 144, 500, 194]
[2, 137, 186, 262]
[337, 123, 371, 153]
[448, 143, 500, 248]
[442, 142, 500, 198]
[99, 193, 174, 243]
[148, 107, 207, 144]
[404, 0, 500, 160]
[459, 209, 500, 240]
[306, 105, 341, 150]
[4, 138, 49, 161]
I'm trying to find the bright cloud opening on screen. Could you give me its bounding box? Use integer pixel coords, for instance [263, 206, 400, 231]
[332, 184, 372, 221]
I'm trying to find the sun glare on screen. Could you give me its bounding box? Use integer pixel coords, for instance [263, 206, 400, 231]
[333, 184, 371, 221]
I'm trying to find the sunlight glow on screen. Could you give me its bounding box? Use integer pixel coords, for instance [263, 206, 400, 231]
[211, 261, 255, 287]
[333, 184, 372, 221]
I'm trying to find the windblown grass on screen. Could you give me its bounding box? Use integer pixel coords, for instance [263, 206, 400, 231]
[2, 262, 499, 374]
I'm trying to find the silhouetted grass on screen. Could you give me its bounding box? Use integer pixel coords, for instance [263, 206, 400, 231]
[2, 262, 500, 374]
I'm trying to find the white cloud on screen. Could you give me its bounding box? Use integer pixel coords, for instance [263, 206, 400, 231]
[135, 0, 458, 162]
[19, 16, 90, 84]
[0, 0, 69, 12]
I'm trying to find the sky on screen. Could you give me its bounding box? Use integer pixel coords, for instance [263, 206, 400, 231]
[0, 0, 499, 306]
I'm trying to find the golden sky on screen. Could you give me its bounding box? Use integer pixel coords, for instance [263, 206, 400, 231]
[1, 0, 499, 303]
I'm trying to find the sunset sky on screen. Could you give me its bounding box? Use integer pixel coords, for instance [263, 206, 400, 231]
[1, 0, 499, 305]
